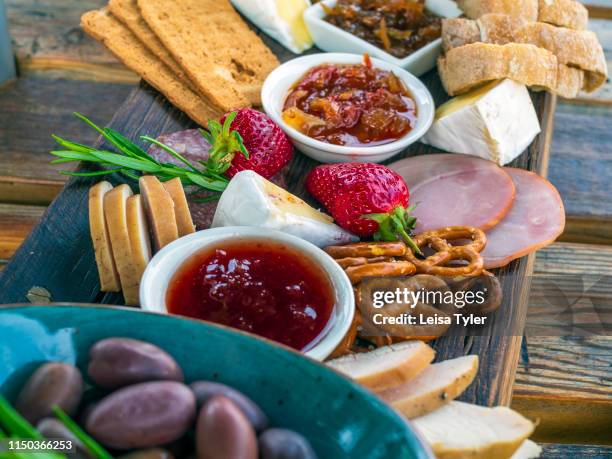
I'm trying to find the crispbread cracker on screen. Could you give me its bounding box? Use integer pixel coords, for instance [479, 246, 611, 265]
[81, 9, 222, 126]
[137, 0, 279, 110]
[438, 43, 558, 96]
[555, 64, 583, 99]
[478, 13, 523, 44]
[108, 0, 194, 91]
[457, 0, 538, 22]
[538, 0, 588, 30]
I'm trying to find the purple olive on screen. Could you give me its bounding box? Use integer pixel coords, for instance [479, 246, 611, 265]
[15, 362, 83, 423]
[117, 449, 174, 459]
[259, 428, 318, 459]
[190, 381, 268, 432]
[196, 396, 258, 459]
[37, 418, 92, 459]
[88, 338, 183, 388]
[86, 381, 195, 449]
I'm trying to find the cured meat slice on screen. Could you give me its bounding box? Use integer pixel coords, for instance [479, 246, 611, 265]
[482, 168, 565, 269]
[148, 129, 210, 167]
[389, 154, 516, 233]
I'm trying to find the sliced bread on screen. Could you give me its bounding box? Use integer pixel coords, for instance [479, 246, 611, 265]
[412, 401, 535, 459]
[326, 341, 435, 392]
[378, 355, 479, 418]
[538, 0, 588, 30]
[139, 175, 179, 251]
[457, 0, 538, 22]
[89, 181, 121, 292]
[162, 178, 195, 236]
[104, 184, 140, 305]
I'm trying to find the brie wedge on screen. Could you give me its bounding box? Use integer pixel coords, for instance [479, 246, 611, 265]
[230, 0, 313, 54]
[212, 170, 357, 247]
[422, 79, 541, 165]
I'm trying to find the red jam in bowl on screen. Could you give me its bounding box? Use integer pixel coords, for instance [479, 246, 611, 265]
[166, 239, 335, 351]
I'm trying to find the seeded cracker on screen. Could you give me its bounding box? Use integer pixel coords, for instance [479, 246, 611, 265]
[108, 0, 196, 93]
[81, 8, 222, 126]
[137, 0, 279, 110]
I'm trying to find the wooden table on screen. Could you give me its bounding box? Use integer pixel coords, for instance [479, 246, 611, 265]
[1, 0, 610, 455]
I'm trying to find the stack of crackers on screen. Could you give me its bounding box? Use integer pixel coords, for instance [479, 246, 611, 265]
[81, 0, 280, 126]
[438, 0, 608, 98]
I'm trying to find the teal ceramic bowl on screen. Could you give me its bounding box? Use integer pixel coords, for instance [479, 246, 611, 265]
[0, 305, 431, 459]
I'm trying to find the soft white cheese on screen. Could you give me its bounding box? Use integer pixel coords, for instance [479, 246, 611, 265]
[421, 79, 541, 165]
[212, 170, 357, 247]
[230, 0, 313, 54]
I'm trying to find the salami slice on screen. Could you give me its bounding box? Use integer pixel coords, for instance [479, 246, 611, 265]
[389, 154, 516, 233]
[482, 168, 565, 269]
[148, 129, 211, 167]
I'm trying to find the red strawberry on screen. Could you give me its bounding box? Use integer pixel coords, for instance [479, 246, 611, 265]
[305, 163, 420, 254]
[201, 108, 293, 179]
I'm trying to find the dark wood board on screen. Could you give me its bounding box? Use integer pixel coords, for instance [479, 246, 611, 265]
[0, 34, 555, 408]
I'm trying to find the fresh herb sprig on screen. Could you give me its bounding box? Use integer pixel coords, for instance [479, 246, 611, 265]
[50, 113, 229, 193]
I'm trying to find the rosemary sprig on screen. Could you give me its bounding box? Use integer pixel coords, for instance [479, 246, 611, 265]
[51, 113, 229, 193]
[52, 407, 112, 459]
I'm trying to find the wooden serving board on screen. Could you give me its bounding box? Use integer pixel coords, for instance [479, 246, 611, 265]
[0, 36, 556, 408]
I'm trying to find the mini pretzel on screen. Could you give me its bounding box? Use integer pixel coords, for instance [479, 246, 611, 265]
[325, 241, 406, 259]
[345, 261, 416, 285]
[334, 256, 391, 269]
[405, 226, 486, 277]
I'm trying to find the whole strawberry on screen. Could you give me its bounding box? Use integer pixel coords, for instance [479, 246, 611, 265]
[306, 163, 421, 254]
[200, 108, 293, 179]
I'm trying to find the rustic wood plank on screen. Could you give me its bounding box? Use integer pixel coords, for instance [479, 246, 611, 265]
[0, 203, 45, 260]
[547, 103, 612, 243]
[0, 76, 134, 204]
[540, 443, 612, 458]
[6, 0, 137, 83]
[511, 242, 612, 445]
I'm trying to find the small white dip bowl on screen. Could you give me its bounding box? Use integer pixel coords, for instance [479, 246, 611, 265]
[304, 0, 462, 76]
[261, 53, 434, 164]
[140, 227, 355, 361]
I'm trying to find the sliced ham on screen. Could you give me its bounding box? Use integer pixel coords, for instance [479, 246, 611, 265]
[482, 168, 565, 269]
[389, 154, 516, 233]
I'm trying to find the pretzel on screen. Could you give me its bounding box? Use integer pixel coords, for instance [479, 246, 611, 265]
[334, 256, 390, 269]
[405, 226, 486, 277]
[325, 241, 406, 259]
[345, 260, 416, 285]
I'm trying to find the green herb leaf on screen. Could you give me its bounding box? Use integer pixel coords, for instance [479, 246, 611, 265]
[52, 407, 112, 459]
[0, 394, 41, 439]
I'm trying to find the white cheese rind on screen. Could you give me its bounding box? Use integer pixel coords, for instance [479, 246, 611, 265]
[422, 79, 541, 165]
[212, 170, 358, 247]
[230, 0, 313, 53]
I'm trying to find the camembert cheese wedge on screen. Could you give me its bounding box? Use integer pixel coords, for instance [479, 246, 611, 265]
[212, 170, 357, 247]
[230, 0, 313, 53]
[422, 79, 541, 165]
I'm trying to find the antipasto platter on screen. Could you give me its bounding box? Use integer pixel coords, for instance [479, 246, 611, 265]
[1, 0, 607, 457]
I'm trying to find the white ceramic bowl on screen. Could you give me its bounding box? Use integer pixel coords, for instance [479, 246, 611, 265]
[261, 53, 435, 163]
[304, 0, 461, 76]
[140, 227, 355, 361]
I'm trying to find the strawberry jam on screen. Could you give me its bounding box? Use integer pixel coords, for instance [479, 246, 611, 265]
[282, 56, 417, 147]
[166, 239, 335, 351]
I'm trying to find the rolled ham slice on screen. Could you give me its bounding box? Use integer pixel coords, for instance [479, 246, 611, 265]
[482, 168, 565, 269]
[389, 154, 516, 233]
